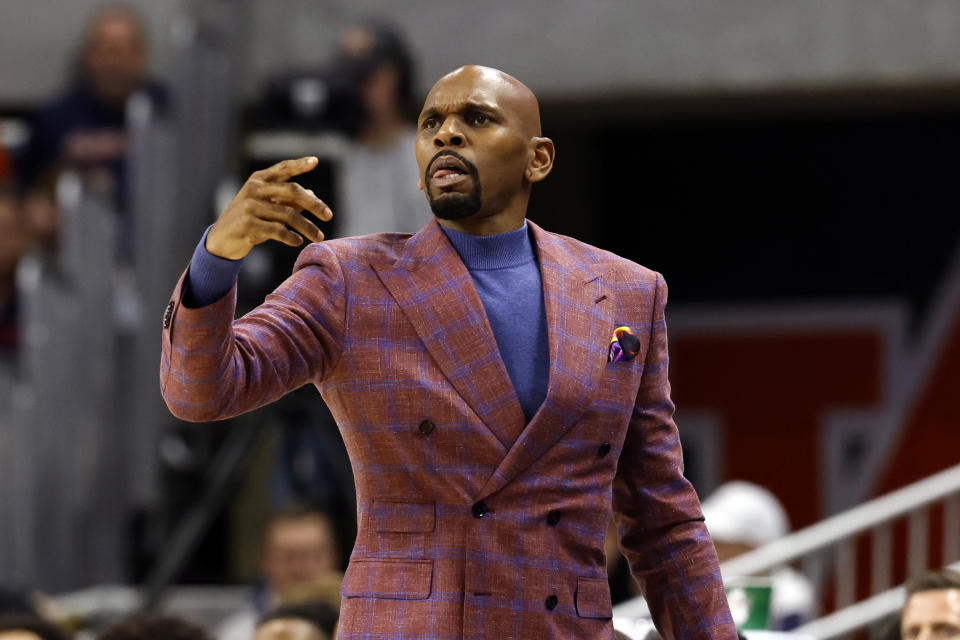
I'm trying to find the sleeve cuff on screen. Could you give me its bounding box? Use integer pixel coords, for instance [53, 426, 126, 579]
[184, 226, 243, 308]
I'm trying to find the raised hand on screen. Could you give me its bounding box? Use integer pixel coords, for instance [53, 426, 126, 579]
[206, 157, 333, 260]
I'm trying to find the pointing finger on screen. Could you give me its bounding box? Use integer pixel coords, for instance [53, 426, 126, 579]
[252, 157, 319, 183]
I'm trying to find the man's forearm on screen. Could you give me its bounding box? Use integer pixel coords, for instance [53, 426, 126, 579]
[160, 242, 347, 423]
[622, 518, 735, 639]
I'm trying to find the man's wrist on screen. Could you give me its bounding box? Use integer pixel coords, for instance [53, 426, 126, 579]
[185, 226, 244, 307]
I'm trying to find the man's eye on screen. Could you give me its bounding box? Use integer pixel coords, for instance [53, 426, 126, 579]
[421, 118, 437, 129]
[469, 113, 489, 125]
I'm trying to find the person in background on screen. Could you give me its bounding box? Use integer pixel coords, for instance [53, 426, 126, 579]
[97, 614, 211, 640]
[900, 568, 960, 640]
[216, 506, 341, 640]
[0, 614, 69, 640]
[254, 602, 339, 640]
[0, 134, 26, 357]
[265, 20, 427, 538]
[333, 20, 431, 237]
[0, 129, 12, 186]
[700, 480, 816, 631]
[15, 3, 165, 251]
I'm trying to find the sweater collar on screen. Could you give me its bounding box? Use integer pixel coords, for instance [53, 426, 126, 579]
[440, 220, 534, 270]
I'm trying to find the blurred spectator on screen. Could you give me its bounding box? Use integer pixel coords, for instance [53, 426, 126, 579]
[701, 481, 815, 631]
[252, 19, 427, 238]
[900, 568, 960, 640]
[15, 3, 165, 250]
[0, 128, 12, 186]
[254, 602, 339, 640]
[97, 614, 211, 640]
[216, 506, 341, 640]
[0, 125, 25, 357]
[0, 188, 28, 357]
[0, 614, 69, 640]
[332, 19, 430, 237]
[262, 23, 426, 550]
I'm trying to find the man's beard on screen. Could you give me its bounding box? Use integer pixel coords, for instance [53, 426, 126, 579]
[425, 152, 482, 221]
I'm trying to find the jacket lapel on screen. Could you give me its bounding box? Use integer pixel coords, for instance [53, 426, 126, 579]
[478, 220, 609, 499]
[372, 219, 526, 450]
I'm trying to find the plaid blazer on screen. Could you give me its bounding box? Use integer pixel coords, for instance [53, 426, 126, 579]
[161, 219, 735, 639]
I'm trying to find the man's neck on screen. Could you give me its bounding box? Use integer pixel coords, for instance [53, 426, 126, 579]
[436, 196, 529, 236]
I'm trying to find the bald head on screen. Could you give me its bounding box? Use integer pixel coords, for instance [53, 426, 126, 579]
[415, 65, 555, 234]
[426, 65, 542, 137]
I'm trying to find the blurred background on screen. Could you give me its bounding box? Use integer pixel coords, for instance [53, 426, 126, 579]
[1, 0, 959, 638]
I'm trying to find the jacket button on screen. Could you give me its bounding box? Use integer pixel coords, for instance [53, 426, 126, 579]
[545, 594, 558, 610]
[418, 419, 435, 435]
[546, 510, 561, 527]
[598, 442, 611, 457]
[472, 501, 488, 519]
[163, 301, 174, 329]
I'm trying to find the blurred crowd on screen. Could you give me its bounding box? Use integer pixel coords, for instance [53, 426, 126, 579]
[0, 3, 423, 638]
[0, 4, 156, 359]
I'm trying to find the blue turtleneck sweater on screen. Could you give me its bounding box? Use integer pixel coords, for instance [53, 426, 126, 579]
[440, 222, 549, 422]
[185, 221, 550, 422]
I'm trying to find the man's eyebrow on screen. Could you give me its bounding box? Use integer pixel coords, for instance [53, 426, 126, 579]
[419, 101, 503, 122]
[418, 107, 442, 123]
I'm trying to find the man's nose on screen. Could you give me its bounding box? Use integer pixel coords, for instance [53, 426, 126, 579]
[434, 117, 465, 148]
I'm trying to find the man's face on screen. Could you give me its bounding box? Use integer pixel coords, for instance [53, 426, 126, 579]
[415, 67, 537, 222]
[83, 13, 146, 105]
[902, 589, 960, 640]
[260, 515, 338, 595]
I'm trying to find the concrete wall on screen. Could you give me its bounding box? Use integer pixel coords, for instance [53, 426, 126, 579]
[0, 0, 960, 102]
[2, 0, 960, 102]
[243, 0, 960, 98]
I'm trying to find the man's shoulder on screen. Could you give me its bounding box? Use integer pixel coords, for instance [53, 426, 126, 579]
[537, 226, 661, 285]
[297, 232, 413, 269]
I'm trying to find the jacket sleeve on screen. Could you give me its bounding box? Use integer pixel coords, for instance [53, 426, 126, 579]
[160, 241, 346, 422]
[611, 272, 737, 640]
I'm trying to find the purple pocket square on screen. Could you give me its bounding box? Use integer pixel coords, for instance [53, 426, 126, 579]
[608, 326, 641, 363]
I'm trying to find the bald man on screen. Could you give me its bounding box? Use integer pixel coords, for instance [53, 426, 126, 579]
[161, 66, 735, 639]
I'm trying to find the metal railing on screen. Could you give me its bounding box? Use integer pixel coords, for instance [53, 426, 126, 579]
[720, 463, 960, 613]
[612, 462, 960, 632]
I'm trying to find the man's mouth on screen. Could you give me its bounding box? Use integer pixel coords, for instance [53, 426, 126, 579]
[433, 167, 466, 179]
[429, 154, 473, 187]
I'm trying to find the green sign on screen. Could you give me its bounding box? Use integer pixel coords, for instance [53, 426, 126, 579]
[726, 578, 774, 630]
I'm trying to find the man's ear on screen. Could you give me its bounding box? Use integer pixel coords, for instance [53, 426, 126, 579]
[525, 137, 555, 183]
